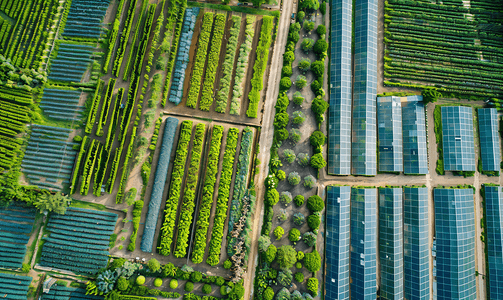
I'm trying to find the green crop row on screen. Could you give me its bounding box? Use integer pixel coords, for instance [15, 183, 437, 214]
[158, 120, 194, 256]
[246, 16, 274, 118]
[206, 127, 239, 266]
[85, 80, 104, 134]
[123, 0, 149, 81]
[199, 13, 226, 111]
[186, 12, 215, 108]
[191, 125, 224, 264]
[96, 78, 116, 137]
[161, 0, 187, 107]
[113, 0, 139, 77]
[80, 139, 99, 196]
[69, 136, 88, 195]
[229, 16, 255, 115]
[174, 123, 206, 258]
[215, 16, 242, 113]
[4, 0, 33, 63]
[116, 127, 137, 204]
[131, 4, 156, 79]
[103, 0, 127, 73]
[127, 200, 144, 251]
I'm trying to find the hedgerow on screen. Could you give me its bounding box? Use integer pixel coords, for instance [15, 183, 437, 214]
[103, 0, 127, 73]
[206, 128, 239, 265]
[80, 140, 99, 196]
[174, 123, 206, 257]
[70, 136, 88, 194]
[199, 13, 226, 111]
[123, 0, 150, 81]
[113, 0, 139, 76]
[85, 80, 104, 134]
[192, 125, 224, 264]
[127, 200, 144, 251]
[96, 79, 116, 137]
[159, 121, 193, 255]
[186, 12, 214, 108]
[215, 16, 242, 113]
[115, 127, 137, 203]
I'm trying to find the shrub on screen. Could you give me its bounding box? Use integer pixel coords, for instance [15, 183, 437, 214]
[293, 212, 305, 226]
[276, 288, 291, 300]
[304, 175, 317, 189]
[264, 287, 275, 300]
[203, 284, 212, 294]
[290, 128, 302, 144]
[224, 259, 232, 269]
[295, 272, 304, 283]
[297, 11, 305, 22]
[277, 245, 298, 269]
[305, 250, 321, 273]
[310, 153, 327, 169]
[276, 92, 290, 113]
[289, 228, 301, 242]
[265, 244, 277, 263]
[301, 38, 314, 53]
[277, 269, 293, 286]
[154, 278, 163, 287]
[274, 112, 289, 128]
[292, 111, 306, 125]
[297, 153, 310, 166]
[312, 96, 329, 125]
[136, 276, 146, 285]
[276, 170, 286, 181]
[216, 277, 225, 286]
[310, 131, 326, 147]
[169, 279, 178, 289]
[313, 39, 328, 59]
[148, 258, 161, 273]
[283, 50, 295, 64]
[280, 191, 293, 204]
[294, 195, 305, 206]
[258, 235, 272, 252]
[311, 60, 324, 78]
[304, 21, 315, 32]
[298, 58, 311, 72]
[268, 269, 278, 279]
[282, 65, 293, 77]
[274, 226, 285, 240]
[295, 75, 307, 89]
[317, 24, 326, 36]
[288, 172, 301, 185]
[303, 232, 317, 247]
[265, 188, 280, 206]
[293, 91, 304, 105]
[280, 77, 292, 91]
[279, 209, 288, 221]
[73, 135, 82, 142]
[220, 285, 229, 296]
[300, 0, 320, 10]
[191, 271, 202, 283]
[276, 128, 289, 141]
[283, 149, 296, 163]
[21, 263, 30, 273]
[185, 282, 194, 292]
[297, 251, 305, 261]
[307, 278, 319, 296]
[307, 213, 321, 230]
[307, 195, 325, 212]
[117, 277, 129, 291]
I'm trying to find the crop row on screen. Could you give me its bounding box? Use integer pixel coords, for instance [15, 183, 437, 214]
[115, 127, 137, 204]
[128, 200, 144, 251]
[80, 139, 99, 196]
[96, 78, 116, 137]
[191, 125, 224, 264]
[85, 80, 104, 134]
[123, 0, 149, 81]
[103, 0, 127, 73]
[70, 136, 88, 194]
[4, 0, 36, 66]
[159, 120, 193, 256]
[206, 128, 239, 266]
[113, 0, 140, 76]
[229, 16, 256, 115]
[174, 123, 206, 257]
[186, 12, 215, 108]
[131, 4, 157, 79]
[199, 13, 226, 111]
[246, 16, 274, 118]
[215, 16, 242, 113]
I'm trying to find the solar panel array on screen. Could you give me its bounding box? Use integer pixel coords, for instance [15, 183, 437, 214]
[325, 186, 351, 300]
[62, 0, 111, 40]
[403, 187, 429, 300]
[328, 0, 352, 175]
[40, 88, 84, 122]
[350, 187, 377, 299]
[402, 100, 428, 174]
[477, 108, 500, 172]
[379, 187, 404, 299]
[377, 97, 403, 172]
[434, 188, 476, 300]
[484, 186, 503, 300]
[441, 106, 476, 171]
[351, 0, 377, 176]
[0, 273, 32, 300]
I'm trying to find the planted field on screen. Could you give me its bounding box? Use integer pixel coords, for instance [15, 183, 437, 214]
[21, 125, 78, 192]
[62, 0, 111, 40]
[47, 43, 94, 83]
[0, 203, 36, 270]
[384, 0, 503, 98]
[42, 285, 102, 300]
[0, 273, 32, 300]
[40, 88, 84, 122]
[40, 207, 117, 275]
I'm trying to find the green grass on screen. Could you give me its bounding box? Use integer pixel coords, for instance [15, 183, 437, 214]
[69, 199, 108, 211]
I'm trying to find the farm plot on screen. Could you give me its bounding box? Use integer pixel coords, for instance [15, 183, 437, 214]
[384, 0, 503, 98]
[42, 286, 102, 300]
[0, 273, 32, 300]
[39, 88, 85, 122]
[21, 125, 78, 192]
[0, 203, 36, 270]
[0, 87, 32, 172]
[61, 0, 111, 41]
[47, 43, 95, 83]
[40, 207, 118, 275]
[0, 0, 61, 69]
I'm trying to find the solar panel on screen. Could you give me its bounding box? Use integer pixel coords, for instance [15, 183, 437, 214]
[485, 186, 503, 299]
[434, 188, 476, 299]
[402, 100, 428, 174]
[441, 106, 476, 171]
[377, 97, 403, 172]
[325, 186, 351, 300]
[477, 108, 500, 172]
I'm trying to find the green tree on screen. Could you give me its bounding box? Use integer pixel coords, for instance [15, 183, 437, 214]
[300, 0, 320, 10]
[297, 11, 305, 22]
[298, 58, 311, 72]
[289, 228, 301, 242]
[280, 77, 292, 91]
[185, 282, 194, 292]
[313, 39, 328, 59]
[295, 75, 307, 89]
[310, 153, 327, 169]
[274, 226, 285, 240]
[265, 244, 277, 263]
[307, 214, 321, 230]
[283, 149, 296, 163]
[274, 112, 289, 128]
[147, 258, 161, 273]
[316, 24, 326, 36]
[277, 269, 293, 286]
[310, 60, 324, 78]
[310, 131, 326, 147]
[301, 38, 315, 52]
[293, 91, 304, 105]
[251, 0, 266, 7]
[307, 195, 325, 212]
[258, 235, 272, 252]
[288, 172, 301, 185]
[33, 192, 71, 214]
[117, 277, 129, 291]
[136, 275, 146, 285]
[276, 245, 298, 269]
[265, 188, 279, 206]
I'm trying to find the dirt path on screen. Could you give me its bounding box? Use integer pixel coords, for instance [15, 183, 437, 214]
[243, 0, 293, 298]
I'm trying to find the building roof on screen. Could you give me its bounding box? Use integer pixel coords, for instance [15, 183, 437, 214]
[402, 100, 428, 174]
[377, 96, 403, 172]
[485, 185, 503, 300]
[441, 106, 476, 171]
[478, 108, 500, 172]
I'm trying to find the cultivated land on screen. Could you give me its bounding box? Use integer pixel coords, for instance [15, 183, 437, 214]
[0, 0, 501, 299]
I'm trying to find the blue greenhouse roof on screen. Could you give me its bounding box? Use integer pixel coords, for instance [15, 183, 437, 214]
[485, 186, 503, 300]
[402, 100, 428, 175]
[377, 96, 403, 172]
[478, 108, 500, 172]
[441, 106, 476, 171]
